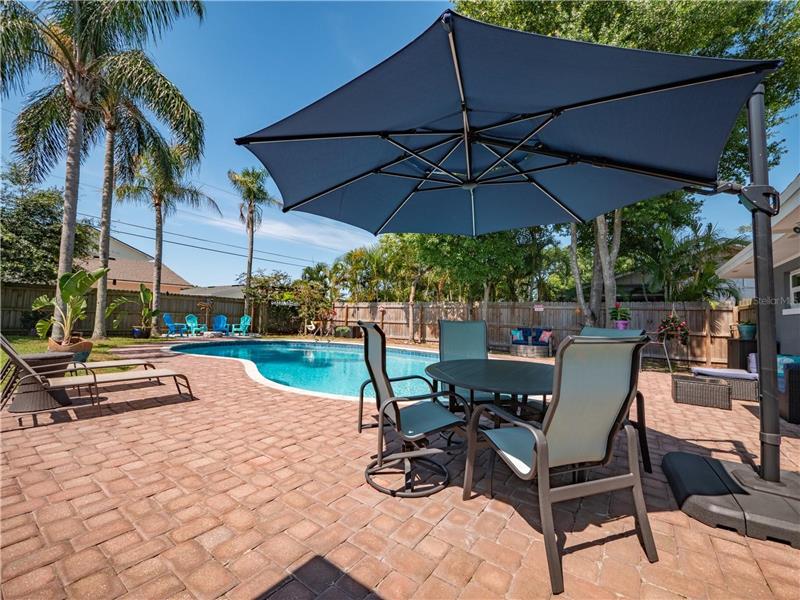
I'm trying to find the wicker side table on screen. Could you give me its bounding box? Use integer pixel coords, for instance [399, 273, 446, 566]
[672, 375, 732, 410]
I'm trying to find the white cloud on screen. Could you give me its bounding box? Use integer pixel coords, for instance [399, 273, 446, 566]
[181, 211, 376, 254]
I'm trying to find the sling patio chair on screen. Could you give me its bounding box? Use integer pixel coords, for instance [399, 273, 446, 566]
[358, 321, 471, 497]
[579, 326, 652, 473]
[1, 335, 194, 416]
[462, 335, 658, 594]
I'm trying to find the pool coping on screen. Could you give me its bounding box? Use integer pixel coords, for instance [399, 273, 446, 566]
[163, 338, 438, 402]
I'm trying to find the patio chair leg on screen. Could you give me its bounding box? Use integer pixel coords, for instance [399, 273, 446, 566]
[635, 392, 652, 473]
[462, 424, 479, 501]
[487, 451, 496, 499]
[404, 457, 413, 493]
[626, 424, 658, 563]
[537, 469, 564, 595]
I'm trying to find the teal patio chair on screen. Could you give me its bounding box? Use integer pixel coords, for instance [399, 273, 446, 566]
[212, 314, 229, 334]
[230, 315, 252, 335]
[162, 313, 187, 337]
[579, 326, 651, 472]
[439, 320, 535, 417]
[463, 335, 657, 594]
[358, 321, 470, 497]
[184, 314, 207, 336]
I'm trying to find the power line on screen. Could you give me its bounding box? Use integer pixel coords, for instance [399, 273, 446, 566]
[109, 228, 311, 269]
[78, 211, 316, 264]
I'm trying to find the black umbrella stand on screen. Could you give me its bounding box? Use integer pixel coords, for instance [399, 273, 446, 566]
[662, 84, 800, 548]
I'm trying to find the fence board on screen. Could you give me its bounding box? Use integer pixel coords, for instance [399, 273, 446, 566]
[332, 300, 737, 364]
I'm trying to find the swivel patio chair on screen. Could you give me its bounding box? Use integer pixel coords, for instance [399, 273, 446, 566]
[230, 315, 252, 335]
[212, 314, 229, 334]
[463, 335, 658, 595]
[162, 313, 187, 337]
[358, 321, 470, 497]
[579, 326, 652, 472]
[184, 314, 207, 335]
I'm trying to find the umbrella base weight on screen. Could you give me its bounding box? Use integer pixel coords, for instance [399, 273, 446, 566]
[663, 452, 800, 548]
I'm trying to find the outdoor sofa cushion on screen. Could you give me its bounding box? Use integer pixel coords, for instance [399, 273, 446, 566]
[691, 367, 758, 380]
[511, 329, 527, 344]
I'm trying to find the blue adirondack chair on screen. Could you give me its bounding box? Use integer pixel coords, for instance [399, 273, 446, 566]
[230, 315, 252, 336]
[185, 314, 207, 335]
[212, 314, 229, 334]
[162, 313, 187, 336]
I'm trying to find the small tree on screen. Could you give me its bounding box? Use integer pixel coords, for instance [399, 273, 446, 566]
[241, 270, 292, 334]
[293, 279, 330, 335]
[32, 268, 108, 343]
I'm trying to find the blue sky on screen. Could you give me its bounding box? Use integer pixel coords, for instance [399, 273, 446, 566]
[2, 1, 798, 286]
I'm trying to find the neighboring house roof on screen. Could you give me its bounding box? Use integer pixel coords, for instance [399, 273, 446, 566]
[178, 285, 245, 299]
[79, 257, 193, 288]
[717, 174, 800, 279]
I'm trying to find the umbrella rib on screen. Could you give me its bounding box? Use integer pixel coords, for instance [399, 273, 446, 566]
[284, 135, 461, 212]
[443, 13, 472, 181]
[236, 130, 462, 145]
[479, 161, 571, 183]
[376, 171, 457, 186]
[479, 142, 584, 223]
[475, 64, 775, 136]
[479, 134, 715, 188]
[383, 137, 464, 183]
[374, 139, 464, 235]
[475, 114, 557, 181]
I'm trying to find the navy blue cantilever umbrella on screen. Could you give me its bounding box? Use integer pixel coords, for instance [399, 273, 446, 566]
[236, 10, 780, 237]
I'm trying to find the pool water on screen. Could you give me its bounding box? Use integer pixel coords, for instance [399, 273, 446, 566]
[172, 341, 436, 398]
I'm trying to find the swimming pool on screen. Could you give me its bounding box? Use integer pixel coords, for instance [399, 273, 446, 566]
[171, 340, 437, 399]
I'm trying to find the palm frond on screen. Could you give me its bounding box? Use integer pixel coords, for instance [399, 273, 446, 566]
[101, 50, 204, 159]
[113, 99, 169, 182]
[0, 1, 55, 96]
[167, 184, 221, 217]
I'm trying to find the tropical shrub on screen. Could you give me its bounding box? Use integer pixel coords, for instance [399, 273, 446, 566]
[32, 268, 108, 342]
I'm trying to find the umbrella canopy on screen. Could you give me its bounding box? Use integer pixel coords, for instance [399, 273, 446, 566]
[236, 10, 780, 237]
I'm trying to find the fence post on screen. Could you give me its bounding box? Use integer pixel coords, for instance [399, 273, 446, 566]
[419, 304, 425, 343]
[408, 302, 414, 343]
[704, 305, 712, 366]
[344, 305, 349, 327]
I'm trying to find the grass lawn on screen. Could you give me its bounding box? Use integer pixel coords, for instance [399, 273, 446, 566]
[1, 336, 159, 369]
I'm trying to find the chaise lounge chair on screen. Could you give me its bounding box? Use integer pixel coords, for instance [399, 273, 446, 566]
[358, 321, 470, 497]
[462, 334, 658, 594]
[1, 335, 194, 415]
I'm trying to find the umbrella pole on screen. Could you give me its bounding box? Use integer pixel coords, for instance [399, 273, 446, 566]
[745, 83, 781, 482]
[662, 84, 800, 548]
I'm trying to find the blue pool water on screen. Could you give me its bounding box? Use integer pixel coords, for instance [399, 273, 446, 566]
[172, 341, 436, 398]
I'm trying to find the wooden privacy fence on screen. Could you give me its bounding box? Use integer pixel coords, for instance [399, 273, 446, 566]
[1, 283, 298, 335]
[333, 300, 738, 365]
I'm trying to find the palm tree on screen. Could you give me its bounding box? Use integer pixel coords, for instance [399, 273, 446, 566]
[227, 168, 281, 317]
[1, 0, 203, 335]
[117, 146, 220, 335]
[14, 49, 205, 338]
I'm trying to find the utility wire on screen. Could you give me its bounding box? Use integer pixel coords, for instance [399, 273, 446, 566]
[108, 228, 311, 269]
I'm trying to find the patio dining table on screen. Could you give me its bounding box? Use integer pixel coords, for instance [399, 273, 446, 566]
[425, 358, 554, 418]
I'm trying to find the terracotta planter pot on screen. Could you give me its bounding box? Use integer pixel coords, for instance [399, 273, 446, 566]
[48, 337, 93, 362]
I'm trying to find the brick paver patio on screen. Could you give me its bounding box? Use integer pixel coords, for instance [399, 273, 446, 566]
[2, 343, 799, 599]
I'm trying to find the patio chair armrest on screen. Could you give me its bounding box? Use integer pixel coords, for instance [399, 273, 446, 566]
[406, 390, 471, 421]
[17, 372, 50, 388]
[28, 361, 80, 375]
[387, 374, 435, 393]
[467, 404, 546, 478]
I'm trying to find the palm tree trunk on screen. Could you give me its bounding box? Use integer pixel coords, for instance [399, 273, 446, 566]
[54, 106, 85, 340]
[152, 199, 163, 336]
[245, 204, 254, 318]
[92, 124, 116, 339]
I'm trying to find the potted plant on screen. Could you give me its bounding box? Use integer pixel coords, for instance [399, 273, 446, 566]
[132, 284, 160, 339]
[32, 268, 109, 361]
[737, 320, 757, 341]
[609, 302, 631, 330]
